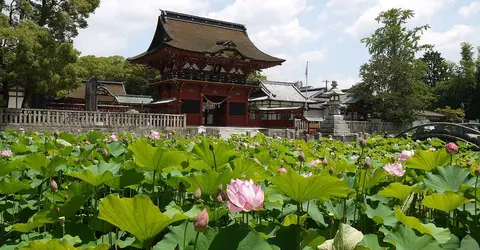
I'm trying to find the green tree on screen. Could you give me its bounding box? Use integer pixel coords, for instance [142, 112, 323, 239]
[421, 50, 450, 88]
[247, 70, 267, 82]
[349, 8, 433, 124]
[0, 0, 99, 106]
[434, 42, 478, 119]
[73, 55, 161, 96]
[434, 106, 465, 123]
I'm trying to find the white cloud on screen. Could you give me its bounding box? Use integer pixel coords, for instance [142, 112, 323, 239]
[298, 49, 327, 62]
[422, 25, 480, 53]
[250, 19, 317, 50]
[312, 75, 359, 89]
[74, 0, 210, 56]
[344, 0, 453, 38]
[458, 1, 480, 18]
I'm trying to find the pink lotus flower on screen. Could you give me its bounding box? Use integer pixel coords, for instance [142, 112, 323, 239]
[383, 163, 405, 177]
[301, 172, 313, 178]
[50, 179, 58, 192]
[445, 142, 458, 154]
[194, 188, 202, 198]
[85, 140, 90, 145]
[109, 134, 118, 142]
[0, 149, 12, 157]
[309, 159, 321, 167]
[226, 179, 264, 212]
[397, 150, 414, 162]
[194, 208, 209, 232]
[150, 130, 160, 140]
[277, 168, 287, 174]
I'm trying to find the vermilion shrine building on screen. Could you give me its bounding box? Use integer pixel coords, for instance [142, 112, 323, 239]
[129, 10, 285, 127]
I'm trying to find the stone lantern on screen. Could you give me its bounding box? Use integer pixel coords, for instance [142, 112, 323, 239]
[323, 81, 345, 115]
[320, 81, 351, 138]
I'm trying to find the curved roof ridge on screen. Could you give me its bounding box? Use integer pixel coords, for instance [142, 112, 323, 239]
[162, 10, 247, 32]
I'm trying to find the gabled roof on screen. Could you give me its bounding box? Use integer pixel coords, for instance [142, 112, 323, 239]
[249, 81, 314, 103]
[67, 81, 126, 100]
[129, 10, 284, 63]
[115, 95, 153, 105]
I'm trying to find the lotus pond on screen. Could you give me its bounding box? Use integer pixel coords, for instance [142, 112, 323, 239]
[0, 130, 480, 250]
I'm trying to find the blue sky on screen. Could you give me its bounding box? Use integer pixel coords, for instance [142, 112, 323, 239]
[74, 0, 480, 89]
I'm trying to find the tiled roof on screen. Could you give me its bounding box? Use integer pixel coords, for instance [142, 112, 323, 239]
[129, 10, 284, 63]
[250, 81, 314, 103]
[115, 95, 153, 104]
[67, 81, 126, 103]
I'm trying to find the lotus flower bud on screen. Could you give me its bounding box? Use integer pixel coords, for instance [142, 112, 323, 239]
[194, 188, 201, 198]
[218, 184, 223, 193]
[295, 147, 301, 151]
[209, 145, 214, 151]
[322, 158, 328, 167]
[298, 152, 305, 162]
[59, 216, 65, 225]
[194, 209, 209, 232]
[445, 142, 458, 154]
[64, 194, 68, 200]
[467, 162, 472, 167]
[329, 167, 334, 174]
[54, 130, 60, 138]
[103, 148, 109, 157]
[360, 138, 367, 147]
[50, 179, 58, 192]
[85, 140, 90, 145]
[475, 167, 480, 176]
[277, 168, 287, 174]
[217, 194, 223, 202]
[55, 207, 60, 213]
[365, 159, 371, 169]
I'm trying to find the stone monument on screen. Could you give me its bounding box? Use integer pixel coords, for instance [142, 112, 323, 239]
[85, 77, 98, 111]
[320, 81, 354, 141]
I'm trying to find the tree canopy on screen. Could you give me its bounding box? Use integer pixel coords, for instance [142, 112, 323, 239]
[349, 8, 434, 124]
[0, 0, 99, 106]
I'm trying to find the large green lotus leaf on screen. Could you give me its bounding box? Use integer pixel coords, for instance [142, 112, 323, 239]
[422, 193, 472, 213]
[394, 207, 451, 244]
[460, 235, 480, 250]
[23, 153, 67, 177]
[270, 171, 349, 203]
[306, 204, 328, 227]
[377, 182, 413, 201]
[67, 163, 121, 187]
[357, 168, 389, 190]
[357, 234, 387, 250]
[231, 157, 268, 183]
[406, 150, 450, 172]
[424, 165, 473, 193]
[268, 225, 302, 250]
[106, 142, 127, 158]
[191, 139, 238, 170]
[105, 168, 145, 189]
[281, 214, 307, 226]
[22, 239, 109, 250]
[163, 202, 201, 219]
[153, 220, 196, 250]
[317, 223, 363, 250]
[329, 160, 356, 174]
[6, 209, 55, 233]
[365, 204, 398, 227]
[300, 229, 326, 250]
[128, 138, 185, 172]
[185, 170, 232, 195]
[383, 225, 442, 250]
[204, 227, 272, 250]
[0, 158, 23, 176]
[98, 194, 188, 241]
[0, 178, 31, 194]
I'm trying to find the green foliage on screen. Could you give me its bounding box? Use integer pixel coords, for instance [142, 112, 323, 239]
[434, 106, 465, 123]
[350, 8, 433, 124]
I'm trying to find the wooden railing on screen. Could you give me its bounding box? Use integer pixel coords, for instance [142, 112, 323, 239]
[0, 108, 186, 128]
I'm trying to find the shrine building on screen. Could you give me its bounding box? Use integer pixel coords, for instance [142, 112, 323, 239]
[128, 10, 285, 127]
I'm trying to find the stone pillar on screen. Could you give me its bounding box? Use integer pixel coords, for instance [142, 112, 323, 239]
[285, 129, 289, 139]
[85, 77, 98, 111]
[355, 133, 359, 142]
[341, 135, 346, 143]
[272, 133, 277, 138]
[364, 133, 370, 139]
[167, 133, 172, 139]
[304, 134, 310, 142]
[315, 132, 322, 140]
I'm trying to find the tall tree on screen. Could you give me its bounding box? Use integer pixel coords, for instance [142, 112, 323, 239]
[435, 42, 478, 119]
[0, 0, 99, 106]
[421, 50, 449, 88]
[349, 8, 433, 124]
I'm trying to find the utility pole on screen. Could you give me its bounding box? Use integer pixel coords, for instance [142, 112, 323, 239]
[323, 80, 330, 90]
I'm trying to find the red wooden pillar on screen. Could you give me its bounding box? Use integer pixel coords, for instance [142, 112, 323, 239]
[226, 97, 230, 126]
[199, 92, 203, 125]
[245, 98, 249, 127]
